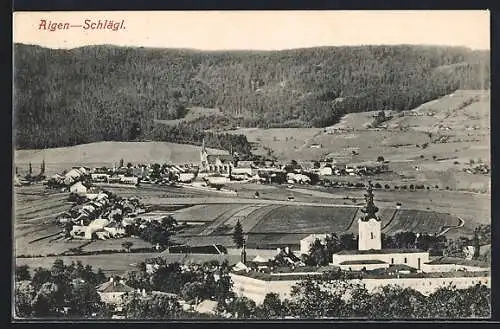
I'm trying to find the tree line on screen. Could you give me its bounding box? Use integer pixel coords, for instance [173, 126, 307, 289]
[14, 44, 489, 149]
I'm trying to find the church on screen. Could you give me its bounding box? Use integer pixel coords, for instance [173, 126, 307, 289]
[199, 139, 235, 176]
[331, 182, 430, 271]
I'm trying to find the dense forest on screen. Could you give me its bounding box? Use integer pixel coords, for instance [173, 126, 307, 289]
[14, 43, 489, 150]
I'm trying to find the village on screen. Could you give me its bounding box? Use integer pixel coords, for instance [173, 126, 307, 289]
[14, 148, 491, 318]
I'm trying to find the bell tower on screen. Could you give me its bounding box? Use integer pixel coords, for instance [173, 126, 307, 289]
[358, 181, 382, 251]
[200, 138, 208, 170]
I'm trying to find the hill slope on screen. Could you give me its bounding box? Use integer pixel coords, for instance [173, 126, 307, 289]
[14, 44, 489, 149]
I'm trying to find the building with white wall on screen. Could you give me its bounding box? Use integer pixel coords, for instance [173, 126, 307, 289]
[230, 271, 490, 305]
[330, 182, 429, 271]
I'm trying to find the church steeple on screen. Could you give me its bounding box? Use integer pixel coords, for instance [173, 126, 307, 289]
[360, 181, 380, 221]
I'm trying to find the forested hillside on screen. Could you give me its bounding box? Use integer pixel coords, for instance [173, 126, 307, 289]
[14, 43, 489, 150]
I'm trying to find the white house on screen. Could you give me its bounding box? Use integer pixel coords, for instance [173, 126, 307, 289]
[319, 166, 333, 176]
[69, 181, 87, 195]
[120, 176, 139, 185]
[178, 173, 196, 183]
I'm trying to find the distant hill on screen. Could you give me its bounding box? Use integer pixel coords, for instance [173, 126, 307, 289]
[14, 43, 489, 150]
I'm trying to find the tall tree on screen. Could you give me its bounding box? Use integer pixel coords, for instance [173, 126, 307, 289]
[232, 220, 244, 248]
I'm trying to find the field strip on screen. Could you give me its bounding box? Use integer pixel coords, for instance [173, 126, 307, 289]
[437, 216, 465, 236]
[223, 205, 264, 228]
[240, 205, 284, 233]
[198, 205, 253, 236]
[381, 208, 399, 231]
[17, 211, 67, 223]
[343, 208, 360, 232]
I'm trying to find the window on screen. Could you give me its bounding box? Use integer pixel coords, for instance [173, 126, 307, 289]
[404, 257, 407, 263]
[391, 258, 394, 264]
[371, 232, 374, 239]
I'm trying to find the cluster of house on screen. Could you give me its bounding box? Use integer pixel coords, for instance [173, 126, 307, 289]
[95, 262, 233, 318]
[59, 189, 148, 241]
[463, 163, 490, 175]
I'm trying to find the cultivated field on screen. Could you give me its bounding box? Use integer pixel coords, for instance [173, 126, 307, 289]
[14, 185, 73, 256]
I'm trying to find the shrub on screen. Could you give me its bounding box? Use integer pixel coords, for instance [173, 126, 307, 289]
[377, 156, 385, 162]
[384, 184, 390, 189]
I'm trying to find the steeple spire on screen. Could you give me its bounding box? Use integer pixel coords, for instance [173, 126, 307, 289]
[360, 181, 380, 221]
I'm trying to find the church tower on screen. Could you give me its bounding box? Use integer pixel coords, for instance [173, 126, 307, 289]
[200, 138, 208, 170]
[358, 181, 382, 251]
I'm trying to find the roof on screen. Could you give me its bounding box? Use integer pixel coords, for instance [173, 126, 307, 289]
[71, 181, 86, 188]
[252, 255, 268, 263]
[335, 248, 427, 255]
[301, 234, 329, 242]
[339, 260, 387, 265]
[207, 154, 234, 164]
[195, 299, 218, 314]
[97, 280, 134, 293]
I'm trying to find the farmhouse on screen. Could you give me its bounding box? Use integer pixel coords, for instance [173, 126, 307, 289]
[97, 277, 134, 306]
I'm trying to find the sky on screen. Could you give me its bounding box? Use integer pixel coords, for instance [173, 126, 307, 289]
[13, 10, 490, 50]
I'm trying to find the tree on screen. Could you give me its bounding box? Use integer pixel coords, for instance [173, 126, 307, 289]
[377, 156, 385, 162]
[308, 239, 329, 266]
[122, 241, 134, 253]
[369, 285, 427, 319]
[127, 162, 133, 168]
[14, 280, 36, 318]
[124, 293, 183, 319]
[66, 282, 105, 317]
[31, 282, 60, 317]
[232, 220, 244, 248]
[225, 296, 257, 319]
[180, 281, 207, 304]
[258, 293, 284, 318]
[16, 265, 31, 281]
